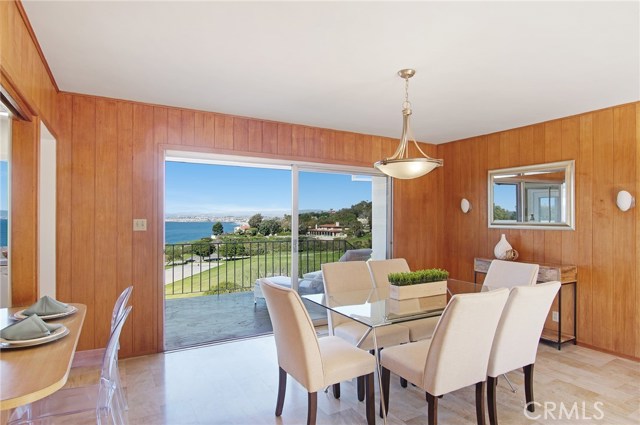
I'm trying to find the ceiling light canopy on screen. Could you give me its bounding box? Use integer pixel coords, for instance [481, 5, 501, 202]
[375, 69, 443, 179]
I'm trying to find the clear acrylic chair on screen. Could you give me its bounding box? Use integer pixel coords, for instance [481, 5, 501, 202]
[110, 286, 133, 411]
[9, 306, 133, 425]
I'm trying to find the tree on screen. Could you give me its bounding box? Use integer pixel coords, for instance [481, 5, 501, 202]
[493, 205, 516, 220]
[258, 219, 282, 236]
[248, 213, 263, 228]
[212, 221, 224, 236]
[218, 242, 246, 258]
[192, 242, 215, 258]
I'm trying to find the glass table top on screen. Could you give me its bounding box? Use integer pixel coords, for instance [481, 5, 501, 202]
[303, 279, 485, 328]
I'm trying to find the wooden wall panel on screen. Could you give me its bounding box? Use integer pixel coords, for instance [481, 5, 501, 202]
[131, 104, 157, 355]
[71, 96, 96, 350]
[56, 94, 73, 304]
[438, 103, 639, 358]
[94, 99, 118, 348]
[116, 102, 134, 357]
[10, 119, 38, 306]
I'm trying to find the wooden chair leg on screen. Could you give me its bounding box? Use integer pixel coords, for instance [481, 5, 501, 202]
[275, 367, 287, 417]
[487, 376, 498, 425]
[524, 364, 535, 412]
[358, 376, 365, 401]
[380, 367, 391, 418]
[476, 381, 486, 425]
[307, 392, 317, 425]
[400, 377, 408, 388]
[426, 392, 438, 425]
[365, 373, 375, 425]
[332, 383, 340, 399]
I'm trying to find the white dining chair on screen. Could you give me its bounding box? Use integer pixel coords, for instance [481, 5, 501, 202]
[380, 288, 509, 425]
[322, 261, 410, 400]
[484, 260, 539, 288]
[8, 306, 132, 425]
[260, 278, 376, 425]
[483, 260, 539, 392]
[367, 258, 441, 342]
[486, 281, 561, 425]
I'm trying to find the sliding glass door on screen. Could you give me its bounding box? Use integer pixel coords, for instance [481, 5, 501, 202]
[163, 151, 390, 348]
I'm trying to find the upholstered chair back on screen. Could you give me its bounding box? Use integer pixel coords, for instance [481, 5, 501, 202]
[487, 281, 561, 378]
[423, 288, 509, 396]
[484, 260, 539, 288]
[321, 261, 375, 332]
[367, 258, 410, 298]
[260, 278, 324, 392]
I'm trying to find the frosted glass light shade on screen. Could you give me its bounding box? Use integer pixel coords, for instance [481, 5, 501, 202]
[374, 158, 441, 179]
[460, 198, 472, 213]
[616, 190, 635, 211]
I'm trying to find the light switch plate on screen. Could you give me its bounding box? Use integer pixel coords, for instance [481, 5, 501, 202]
[133, 219, 147, 231]
[552, 311, 559, 322]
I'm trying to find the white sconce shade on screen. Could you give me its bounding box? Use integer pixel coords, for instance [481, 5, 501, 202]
[460, 198, 472, 213]
[616, 190, 635, 212]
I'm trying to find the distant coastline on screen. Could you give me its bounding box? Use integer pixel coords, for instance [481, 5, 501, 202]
[165, 221, 239, 244]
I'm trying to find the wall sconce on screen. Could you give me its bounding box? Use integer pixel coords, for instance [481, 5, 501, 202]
[460, 198, 472, 214]
[616, 190, 635, 212]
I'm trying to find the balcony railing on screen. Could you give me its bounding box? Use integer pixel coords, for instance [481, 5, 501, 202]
[164, 239, 355, 298]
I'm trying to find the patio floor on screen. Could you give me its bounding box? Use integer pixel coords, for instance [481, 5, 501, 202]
[164, 291, 326, 350]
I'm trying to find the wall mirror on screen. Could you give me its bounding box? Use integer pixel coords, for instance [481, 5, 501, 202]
[488, 160, 575, 230]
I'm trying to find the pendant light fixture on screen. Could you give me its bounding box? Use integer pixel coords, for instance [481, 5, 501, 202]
[374, 69, 443, 179]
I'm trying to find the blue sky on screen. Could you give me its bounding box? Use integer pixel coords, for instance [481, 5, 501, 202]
[494, 184, 516, 210]
[165, 161, 372, 216]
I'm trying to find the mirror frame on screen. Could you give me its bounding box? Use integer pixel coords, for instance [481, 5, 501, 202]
[488, 160, 575, 230]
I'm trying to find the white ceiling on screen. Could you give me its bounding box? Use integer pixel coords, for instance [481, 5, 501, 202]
[23, 1, 639, 144]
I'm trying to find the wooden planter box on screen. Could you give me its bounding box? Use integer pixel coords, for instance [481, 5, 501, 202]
[389, 280, 447, 300]
[387, 294, 447, 315]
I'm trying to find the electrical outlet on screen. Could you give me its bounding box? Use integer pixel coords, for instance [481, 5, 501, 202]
[133, 219, 147, 231]
[552, 311, 559, 322]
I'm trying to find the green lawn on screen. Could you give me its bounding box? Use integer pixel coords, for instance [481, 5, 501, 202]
[165, 250, 344, 299]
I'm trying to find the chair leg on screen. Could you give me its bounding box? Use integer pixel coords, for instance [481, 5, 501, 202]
[524, 364, 535, 412]
[487, 376, 498, 425]
[426, 392, 438, 425]
[332, 383, 341, 399]
[380, 367, 391, 418]
[365, 373, 375, 425]
[400, 377, 408, 388]
[307, 392, 318, 425]
[476, 381, 486, 425]
[357, 376, 365, 402]
[275, 367, 287, 417]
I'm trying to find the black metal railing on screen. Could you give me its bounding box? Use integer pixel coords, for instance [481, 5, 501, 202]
[164, 238, 355, 297]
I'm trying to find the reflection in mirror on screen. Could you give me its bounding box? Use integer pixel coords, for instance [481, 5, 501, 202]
[489, 160, 575, 230]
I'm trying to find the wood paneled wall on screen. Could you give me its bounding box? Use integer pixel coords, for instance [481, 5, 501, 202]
[437, 103, 640, 359]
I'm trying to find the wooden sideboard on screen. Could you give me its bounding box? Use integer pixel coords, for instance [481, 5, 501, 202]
[474, 258, 577, 350]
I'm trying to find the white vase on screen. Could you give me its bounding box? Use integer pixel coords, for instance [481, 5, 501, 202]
[494, 234, 512, 260]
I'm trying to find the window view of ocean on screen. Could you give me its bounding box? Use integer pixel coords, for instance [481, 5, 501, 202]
[165, 221, 239, 244]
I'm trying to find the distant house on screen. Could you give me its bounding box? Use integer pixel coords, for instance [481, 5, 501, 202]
[234, 223, 251, 233]
[307, 222, 346, 239]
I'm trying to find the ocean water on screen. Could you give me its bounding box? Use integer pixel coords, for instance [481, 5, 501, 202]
[0, 219, 6, 247]
[165, 221, 239, 244]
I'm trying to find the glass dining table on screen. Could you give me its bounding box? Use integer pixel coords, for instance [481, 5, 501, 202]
[302, 279, 485, 422]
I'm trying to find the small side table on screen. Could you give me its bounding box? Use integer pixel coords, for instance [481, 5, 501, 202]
[474, 258, 577, 350]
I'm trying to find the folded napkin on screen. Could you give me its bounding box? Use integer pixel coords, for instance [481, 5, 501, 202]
[0, 314, 62, 341]
[22, 295, 68, 316]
